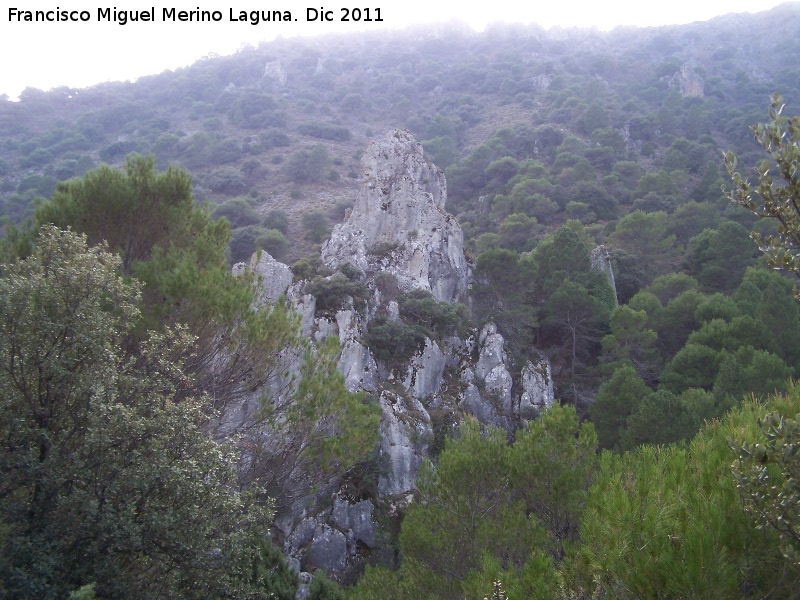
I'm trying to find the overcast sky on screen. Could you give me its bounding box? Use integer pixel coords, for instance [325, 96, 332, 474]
[0, 0, 790, 99]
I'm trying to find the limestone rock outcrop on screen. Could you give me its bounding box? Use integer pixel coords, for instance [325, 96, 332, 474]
[519, 357, 555, 418]
[454, 323, 556, 429]
[666, 63, 704, 98]
[377, 390, 432, 497]
[235, 250, 293, 305]
[321, 129, 470, 303]
[227, 130, 573, 583]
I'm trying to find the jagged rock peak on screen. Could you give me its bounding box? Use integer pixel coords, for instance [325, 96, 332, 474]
[321, 129, 470, 303]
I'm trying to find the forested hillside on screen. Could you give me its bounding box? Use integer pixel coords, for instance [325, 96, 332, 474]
[3, 4, 800, 598]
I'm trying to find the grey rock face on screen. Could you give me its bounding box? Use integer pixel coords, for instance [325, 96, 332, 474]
[475, 323, 514, 415]
[519, 357, 555, 418]
[331, 496, 376, 548]
[460, 382, 507, 429]
[403, 337, 447, 400]
[263, 60, 287, 86]
[321, 129, 470, 303]
[666, 63, 704, 98]
[286, 283, 317, 338]
[309, 524, 347, 572]
[335, 309, 378, 393]
[287, 516, 318, 551]
[377, 390, 432, 497]
[248, 251, 293, 305]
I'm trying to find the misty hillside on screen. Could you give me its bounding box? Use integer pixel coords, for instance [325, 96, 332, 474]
[4, 5, 800, 598]
[2, 3, 799, 264]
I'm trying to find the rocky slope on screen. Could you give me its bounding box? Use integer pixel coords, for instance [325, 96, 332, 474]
[231, 129, 563, 584]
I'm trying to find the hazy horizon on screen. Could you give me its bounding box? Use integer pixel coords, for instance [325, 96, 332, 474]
[0, 0, 791, 100]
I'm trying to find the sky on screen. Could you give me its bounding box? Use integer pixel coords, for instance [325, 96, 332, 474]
[0, 0, 790, 100]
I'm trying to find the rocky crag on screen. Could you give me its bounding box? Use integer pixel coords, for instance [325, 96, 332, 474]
[321, 129, 471, 304]
[231, 130, 564, 586]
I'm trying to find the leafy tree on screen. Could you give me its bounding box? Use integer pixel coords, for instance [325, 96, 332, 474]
[608, 211, 677, 281]
[738, 267, 800, 368]
[685, 221, 759, 292]
[711, 346, 792, 405]
[498, 213, 539, 251]
[665, 201, 721, 246]
[471, 248, 537, 359]
[35, 154, 197, 274]
[542, 279, 610, 381]
[399, 419, 538, 598]
[33, 155, 299, 411]
[591, 365, 651, 450]
[565, 390, 800, 599]
[654, 288, 705, 358]
[659, 343, 721, 394]
[726, 93, 800, 296]
[733, 398, 800, 565]
[600, 305, 659, 382]
[619, 390, 699, 450]
[390, 407, 593, 599]
[508, 404, 598, 558]
[531, 225, 593, 299]
[0, 227, 274, 599]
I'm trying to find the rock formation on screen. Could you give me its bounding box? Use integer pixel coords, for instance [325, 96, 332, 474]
[321, 129, 470, 303]
[665, 63, 704, 98]
[229, 129, 568, 587]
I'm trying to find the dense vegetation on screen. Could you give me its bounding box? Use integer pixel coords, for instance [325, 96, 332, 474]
[3, 5, 800, 598]
[0, 160, 378, 598]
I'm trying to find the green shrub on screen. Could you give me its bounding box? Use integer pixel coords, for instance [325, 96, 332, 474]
[286, 146, 331, 184]
[229, 225, 265, 263]
[206, 167, 248, 194]
[398, 289, 470, 339]
[366, 240, 399, 258]
[212, 198, 261, 228]
[302, 210, 331, 243]
[365, 317, 427, 363]
[306, 273, 368, 314]
[291, 255, 331, 281]
[263, 209, 289, 233]
[255, 229, 289, 260]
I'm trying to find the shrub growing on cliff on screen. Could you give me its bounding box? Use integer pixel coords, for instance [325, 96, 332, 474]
[306, 272, 368, 315]
[398, 288, 470, 339]
[365, 317, 427, 363]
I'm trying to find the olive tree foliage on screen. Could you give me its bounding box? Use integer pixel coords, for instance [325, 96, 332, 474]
[733, 401, 800, 566]
[726, 93, 800, 296]
[0, 227, 277, 599]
